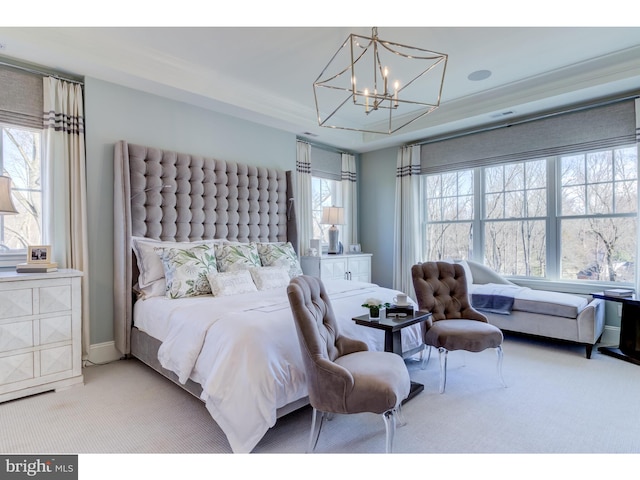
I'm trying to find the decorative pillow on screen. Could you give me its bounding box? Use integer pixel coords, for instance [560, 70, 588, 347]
[249, 266, 291, 291]
[257, 242, 303, 278]
[207, 270, 258, 297]
[215, 242, 261, 272]
[156, 244, 218, 298]
[132, 237, 221, 298]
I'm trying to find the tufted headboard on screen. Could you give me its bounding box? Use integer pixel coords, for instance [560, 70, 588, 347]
[113, 140, 297, 355]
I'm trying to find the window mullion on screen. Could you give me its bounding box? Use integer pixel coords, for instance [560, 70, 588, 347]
[548, 156, 559, 280]
[473, 166, 483, 263]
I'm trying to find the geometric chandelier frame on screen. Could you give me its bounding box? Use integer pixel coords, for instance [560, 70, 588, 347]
[313, 27, 448, 135]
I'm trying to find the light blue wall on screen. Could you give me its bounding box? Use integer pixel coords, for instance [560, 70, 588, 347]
[83, 77, 296, 345]
[358, 147, 398, 289]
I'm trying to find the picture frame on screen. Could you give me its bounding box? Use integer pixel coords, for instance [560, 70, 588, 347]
[27, 245, 52, 264]
[349, 243, 361, 253]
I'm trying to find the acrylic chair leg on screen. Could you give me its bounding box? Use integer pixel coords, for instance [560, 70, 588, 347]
[421, 344, 432, 370]
[496, 345, 506, 388]
[395, 402, 407, 427]
[307, 408, 326, 453]
[382, 408, 398, 453]
[438, 347, 448, 393]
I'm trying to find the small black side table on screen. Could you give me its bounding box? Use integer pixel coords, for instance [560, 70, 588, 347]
[352, 311, 432, 402]
[591, 292, 640, 366]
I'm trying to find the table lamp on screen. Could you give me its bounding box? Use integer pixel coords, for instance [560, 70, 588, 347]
[321, 206, 344, 254]
[0, 175, 18, 214]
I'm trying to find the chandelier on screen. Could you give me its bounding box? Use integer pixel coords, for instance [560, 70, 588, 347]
[313, 27, 448, 135]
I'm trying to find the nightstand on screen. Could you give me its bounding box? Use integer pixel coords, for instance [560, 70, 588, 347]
[0, 269, 84, 402]
[300, 253, 372, 282]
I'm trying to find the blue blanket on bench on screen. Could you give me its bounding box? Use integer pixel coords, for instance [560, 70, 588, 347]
[471, 293, 514, 315]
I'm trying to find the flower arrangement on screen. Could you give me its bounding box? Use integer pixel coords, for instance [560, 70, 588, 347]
[361, 298, 391, 319]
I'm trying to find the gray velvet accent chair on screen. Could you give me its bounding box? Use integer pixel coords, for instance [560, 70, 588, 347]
[287, 275, 411, 453]
[411, 262, 506, 394]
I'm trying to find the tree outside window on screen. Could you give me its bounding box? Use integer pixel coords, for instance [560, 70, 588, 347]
[422, 144, 638, 284]
[0, 124, 43, 255]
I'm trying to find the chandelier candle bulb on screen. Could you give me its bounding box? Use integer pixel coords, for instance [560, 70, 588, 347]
[383, 66, 388, 94]
[364, 88, 369, 112]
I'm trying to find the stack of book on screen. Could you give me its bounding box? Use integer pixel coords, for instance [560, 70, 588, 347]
[16, 262, 58, 273]
[603, 288, 634, 298]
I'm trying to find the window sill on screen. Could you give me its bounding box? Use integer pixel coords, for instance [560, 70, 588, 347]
[508, 277, 634, 296]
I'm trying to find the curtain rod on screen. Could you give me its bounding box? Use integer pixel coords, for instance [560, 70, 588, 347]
[414, 92, 640, 148]
[0, 59, 84, 86]
[296, 137, 356, 156]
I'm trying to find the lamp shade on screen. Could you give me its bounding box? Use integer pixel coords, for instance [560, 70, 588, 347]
[321, 206, 344, 226]
[0, 175, 18, 214]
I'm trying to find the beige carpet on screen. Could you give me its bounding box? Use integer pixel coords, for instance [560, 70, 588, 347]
[1, 334, 639, 473]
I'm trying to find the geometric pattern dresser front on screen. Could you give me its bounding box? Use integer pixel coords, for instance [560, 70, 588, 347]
[0, 269, 83, 403]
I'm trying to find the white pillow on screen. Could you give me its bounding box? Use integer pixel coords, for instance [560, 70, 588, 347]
[132, 237, 216, 286]
[156, 244, 218, 298]
[207, 270, 258, 297]
[249, 266, 291, 291]
[215, 242, 262, 272]
[256, 242, 303, 278]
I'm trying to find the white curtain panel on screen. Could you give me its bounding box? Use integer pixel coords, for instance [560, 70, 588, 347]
[635, 98, 640, 294]
[295, 141, 313, 255]
[393, 145, 422, 299]
[43, 77, 90, 357]
[341, 153, 358, 246]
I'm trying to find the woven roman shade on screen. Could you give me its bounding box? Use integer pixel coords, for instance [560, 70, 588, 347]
[0, 65, 43, 129]
[421, 98, 637, 174]
[311, 146, 342, 180]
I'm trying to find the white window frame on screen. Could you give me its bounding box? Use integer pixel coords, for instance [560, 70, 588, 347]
[422, 144, 638, 286]
[0, 122, 44, 267]
[311, 176, 342, 250]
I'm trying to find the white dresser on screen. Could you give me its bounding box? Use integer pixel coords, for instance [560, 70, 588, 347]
[0, 269, 83, 403]
[300, 253, 372, 283]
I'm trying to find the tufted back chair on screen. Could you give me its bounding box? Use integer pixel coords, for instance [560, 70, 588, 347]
[411, 261, 487, 323]
[411, 262, 505, 393]
[287, 275, 411, 452]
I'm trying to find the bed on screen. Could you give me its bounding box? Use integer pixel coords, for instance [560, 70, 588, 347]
[112, 141, 423, 453]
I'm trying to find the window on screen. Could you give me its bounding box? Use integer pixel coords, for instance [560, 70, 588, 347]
[423, 170, 474, 260]
[559, 146, 637, 282]
[421, 144, 638, 284]
[0, 123, 43, 262]
[311, 176, 341, 245]
[483, 159, 547, 277]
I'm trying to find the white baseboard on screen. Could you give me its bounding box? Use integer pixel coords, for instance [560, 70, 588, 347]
[600, 325, 620, 348]
[84, 341, 122, 366]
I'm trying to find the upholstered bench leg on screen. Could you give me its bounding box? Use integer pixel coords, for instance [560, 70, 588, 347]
[586, 344, 593, 359]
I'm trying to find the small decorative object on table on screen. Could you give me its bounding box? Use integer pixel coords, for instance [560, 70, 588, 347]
[17, 245, 58, 273]
[387, 304, 415, 318]
[361, 298, 391, 321]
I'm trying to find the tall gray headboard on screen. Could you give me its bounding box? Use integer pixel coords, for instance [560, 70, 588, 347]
[113, 140, 297, 355]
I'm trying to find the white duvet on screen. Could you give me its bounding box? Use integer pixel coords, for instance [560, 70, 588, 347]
[133, 279, 423, 453]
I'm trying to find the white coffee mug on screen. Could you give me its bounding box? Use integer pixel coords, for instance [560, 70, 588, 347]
[393, 293, 408, 306]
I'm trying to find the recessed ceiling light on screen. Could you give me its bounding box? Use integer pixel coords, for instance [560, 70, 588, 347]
[468, 69, 492, 81]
